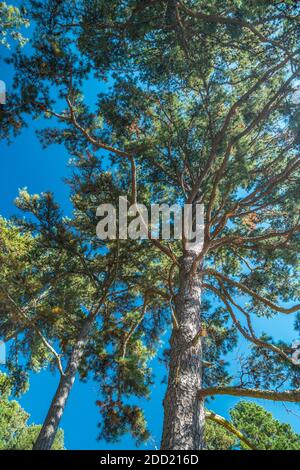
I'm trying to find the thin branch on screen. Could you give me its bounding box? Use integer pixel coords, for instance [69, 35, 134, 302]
[188, 63, 299, 205]
[122, 300, 148, 359]
[203, 282, 295, 365]
[204, 269, 300, 314]
[66, 97, 130, 158]
[178, 2, 298, 58]
[1, 288, 65, 376]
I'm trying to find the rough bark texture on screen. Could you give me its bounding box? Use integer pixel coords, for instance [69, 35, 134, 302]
[161, 252, 205, 450]
[33, 315, 95, 450]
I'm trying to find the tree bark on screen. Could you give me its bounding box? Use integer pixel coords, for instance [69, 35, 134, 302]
[33, 314, 95, 450]
[161, 251, 205, 450]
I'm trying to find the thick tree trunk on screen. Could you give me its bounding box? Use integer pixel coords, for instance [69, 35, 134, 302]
[33, 315, 95, 450]
[161, 252, 205, 450]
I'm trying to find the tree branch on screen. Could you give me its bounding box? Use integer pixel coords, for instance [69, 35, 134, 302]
[203, 282, 294, 365]
[1, 288, 65, 376]
[200, 386, 300, 403]
[178, 2, 297, 58]
[204, 269, 300, 314]
[205, 410, 257, 450]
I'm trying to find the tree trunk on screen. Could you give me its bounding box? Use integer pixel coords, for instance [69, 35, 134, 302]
[161, 252, 205, 450]
[33, 315, 95, 450]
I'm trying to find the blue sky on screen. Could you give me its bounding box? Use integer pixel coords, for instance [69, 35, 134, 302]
[1, 16, 300, 449]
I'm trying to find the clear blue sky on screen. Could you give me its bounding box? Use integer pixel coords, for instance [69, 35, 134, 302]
[1, 19, 300, 450]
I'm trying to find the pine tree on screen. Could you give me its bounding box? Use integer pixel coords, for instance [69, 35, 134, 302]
[1, 0, 300, 450]
[206, 401, 300, 450]
[0, 373, 64, 449]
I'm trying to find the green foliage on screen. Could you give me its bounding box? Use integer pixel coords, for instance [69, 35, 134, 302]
[0, 191, 167, 443]
[0, 373, 64, 449]
[205, 419, 236, 450]
[0, 2, 29, 48]
[1, 0, 300, 446]
[206, 401, 300, 450]
[231, 401, 300, 450]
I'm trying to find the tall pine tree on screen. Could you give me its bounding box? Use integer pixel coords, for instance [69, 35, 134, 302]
[1, 0, 300, 449]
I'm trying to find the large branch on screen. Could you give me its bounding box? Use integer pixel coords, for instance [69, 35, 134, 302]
[205, 410, 256, 450]
[200, 386, 300, 403]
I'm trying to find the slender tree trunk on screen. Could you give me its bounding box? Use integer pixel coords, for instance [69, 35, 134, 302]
[161, 252, 205, 450]
[33, 315, 95, 450]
